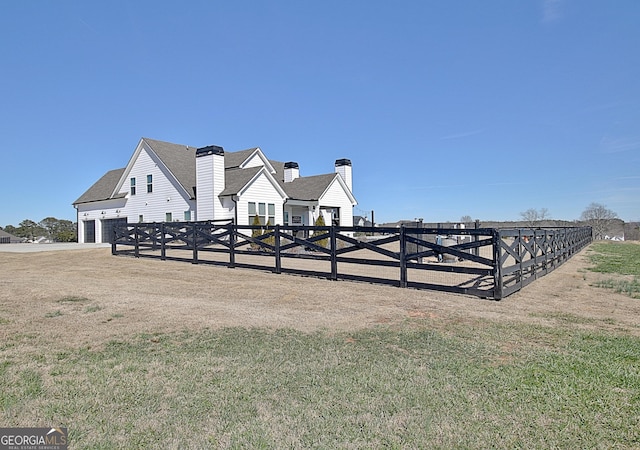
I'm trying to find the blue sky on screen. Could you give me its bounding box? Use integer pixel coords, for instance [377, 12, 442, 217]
[1, 0, 638, 227]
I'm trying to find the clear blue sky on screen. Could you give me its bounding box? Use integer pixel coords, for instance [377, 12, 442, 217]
[1, 0, 638, 227]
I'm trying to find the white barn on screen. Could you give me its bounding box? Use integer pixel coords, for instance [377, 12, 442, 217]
[73, 138, 357, 243]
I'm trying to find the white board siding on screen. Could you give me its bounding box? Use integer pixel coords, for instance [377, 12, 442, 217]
[242, 152, 265, 169]
[116, 147, 194, 224]
[236, 172, 285, 227]
[195, 152, 226, 221]
[219, 197, 235, 222]
[195, 154, 215, 220]
[318, 178, 354, 227]
[241, 149, 276, 174]
[335, 164, 353, 192]
[76, 198, 127, 243]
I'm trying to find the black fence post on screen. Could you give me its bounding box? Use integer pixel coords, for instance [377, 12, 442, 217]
[532, 229, 539, 280]
[492, 229, 503, 300]
[473, 220, 480, 257]
[400, 226, 407, 288]
[517, 229, 523, 289]
[152, 226, 158, 251]
[192, 223, 198, 264]
[134, 225, 140, 258]
[330, 226, 338, 281]
[229, 223, 236, 268]
[274, 224, 281, 274]
[111, 227, 117, 255]
[160, 223, 166, 261]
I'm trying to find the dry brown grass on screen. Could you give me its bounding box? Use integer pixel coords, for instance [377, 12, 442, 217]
[1, 246, 639, 351]
[2, 245, 640, 448]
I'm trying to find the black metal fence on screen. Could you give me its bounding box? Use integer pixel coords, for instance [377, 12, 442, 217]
[112, 221, 592, 300]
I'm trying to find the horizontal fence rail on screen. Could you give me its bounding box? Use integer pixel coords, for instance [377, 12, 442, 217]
[112, 222, 592, 300]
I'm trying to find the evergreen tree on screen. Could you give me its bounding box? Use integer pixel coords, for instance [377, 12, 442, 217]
[17, 219, 45, 241]
[264, 220, 275, 249]
[250, 214, 262, 250]
[313, 215, 328, 249]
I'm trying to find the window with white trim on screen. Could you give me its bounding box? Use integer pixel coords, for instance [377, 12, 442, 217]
[248, 202, 276, 225]
[248, 202, 257, 224]
[267, 203, 275, 225]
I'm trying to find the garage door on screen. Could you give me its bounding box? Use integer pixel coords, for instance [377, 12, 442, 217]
[102, 218, 128, 244]
[84, 220, 95, 243]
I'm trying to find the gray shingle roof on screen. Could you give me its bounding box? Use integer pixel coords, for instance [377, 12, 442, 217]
[267, 160, 336, 200]
[0, 229, 22, 242]
[73, 168, 125, 204]
[220, 166, 262, 196]
[280, 173, 337, 201]
[74, 138, 348, 206]
[224, 148, 258, 168]
[143, 138, 198, 198]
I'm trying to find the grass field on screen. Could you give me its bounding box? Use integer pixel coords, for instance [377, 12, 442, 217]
[1, 244, 639, 448]
[588, 241, 640, 299]
[2, 321, 639, 448]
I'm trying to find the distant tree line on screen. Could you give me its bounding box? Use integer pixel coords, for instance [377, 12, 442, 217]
[1, 218, 77, 242]
[460, 203, 625, 240]
[515, 203, 622, 240]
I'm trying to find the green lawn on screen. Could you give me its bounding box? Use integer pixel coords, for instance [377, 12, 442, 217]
[2, 322, 639, 448]
[588, 241, 640, 276]
[588, 241, 640, 298]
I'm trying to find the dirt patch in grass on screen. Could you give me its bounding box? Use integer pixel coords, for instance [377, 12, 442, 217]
[1, 246, 639, 351]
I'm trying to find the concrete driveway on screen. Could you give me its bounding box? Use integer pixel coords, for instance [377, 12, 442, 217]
[0, 243, 111, 253]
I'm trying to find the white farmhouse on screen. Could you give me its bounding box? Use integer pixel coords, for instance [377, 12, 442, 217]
[73, 138, 357, 243]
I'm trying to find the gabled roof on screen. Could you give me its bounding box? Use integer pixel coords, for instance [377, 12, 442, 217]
[140, 138, 198, 198]
[224, 148, 258, 169]
[220, 166, 262, 196]
[220, 166, 288, 199]
[74, 138, 355, 207]
[73, 168, 126, 204]
[0, 229, 22, 242]
[268, 161, 355, 203]
[280, 173, 338, 201]
[270, 160, 286, 179]
[226, 147, 278, 174]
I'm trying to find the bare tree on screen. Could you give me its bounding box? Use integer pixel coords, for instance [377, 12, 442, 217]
[520, 208, 550, 228]
[539, 208, 549, 221]
[460, 215, 473, 224]
[580, 203, 617, 240]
